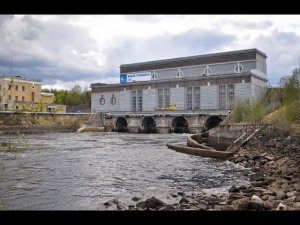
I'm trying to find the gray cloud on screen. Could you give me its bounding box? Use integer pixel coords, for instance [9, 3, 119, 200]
[0, 15, 101, 87]
[0, 15, 14, 27]
[254, 29, 300, 85]
[102, 28, 235, 77]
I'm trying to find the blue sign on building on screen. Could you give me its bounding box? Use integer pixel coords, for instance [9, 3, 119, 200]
[120, 74, 127, 84]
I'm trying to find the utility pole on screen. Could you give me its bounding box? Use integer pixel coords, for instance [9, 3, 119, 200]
[10, 55, 12, 77]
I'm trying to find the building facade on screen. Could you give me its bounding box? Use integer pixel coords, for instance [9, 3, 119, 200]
[91, 49, 268, 113]
[0, 76, 42, 111]
[0, 76, 66, 113]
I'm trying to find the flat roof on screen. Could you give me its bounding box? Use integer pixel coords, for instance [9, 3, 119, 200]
[0, 75, 42, 83]
[120, 48, 267, 69]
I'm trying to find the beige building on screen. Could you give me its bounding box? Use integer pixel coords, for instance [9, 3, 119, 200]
[0, 75, 66, 113]
[0, 76, 41, 111]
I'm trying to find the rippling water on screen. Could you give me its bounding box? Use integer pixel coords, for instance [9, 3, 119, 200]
[0, 132, 249, 210]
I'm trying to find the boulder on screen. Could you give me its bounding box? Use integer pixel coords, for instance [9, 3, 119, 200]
[117, 202, 128, 210]
[104, 198, 120, 207]
[179, 196, 199, 205]
[231, 198, 250, 210]
[293, 202, 300, 208]
[276, 202, 287, 210]
[275, 189, 287, 200]
[286, 191, 297, 198]
[136, 197, 166, 209]
[251, 195, 264, 210]
[228, 185, 240, 193]
[132, 196, 142, 202]
[220, 205, 234, 211]
[262, 201, 273, 210]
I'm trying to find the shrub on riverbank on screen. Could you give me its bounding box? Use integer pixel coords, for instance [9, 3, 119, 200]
[230, 68, 300, 131]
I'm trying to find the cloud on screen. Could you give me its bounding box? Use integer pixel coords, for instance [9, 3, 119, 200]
[231, 20, 273, 30]
[102, 27, 235, 76]
[0, 15, 103, 88]
[254, 29, 300, 85]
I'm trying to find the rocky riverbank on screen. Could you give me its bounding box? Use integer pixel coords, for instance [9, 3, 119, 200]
[101, 126, 300, 210]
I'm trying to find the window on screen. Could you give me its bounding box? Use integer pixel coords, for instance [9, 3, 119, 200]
[219, 85, 226, 109]
[131, 91, 137, 111]
[22, 86, 25, 92]
[234, 63, 243, 73]
[32, 84, 35, 89]
[137, 90, 143, 111]
[15, 96, 18, 102]
[158, 89, 163, 108]
[22, 96, 25, 102]
[219, 84, 235, 109]
[227, 84, 234, 109]
[0, 85, 1, 90]
[15, 85, 18, 91]
[16, 105, 19, 110]
[157, 88, 170, 108]
[31, 92, 35, 102]
[151, 72, 158, 80]
[203, 66, 212, 76]
[193, 87, 201, 109]
[8, 85, 11, 90]
[131, 90, 143, 111]
[186, 87, 192, 110]
[176, 70, 183, 78]
[8, 95, 11, 100]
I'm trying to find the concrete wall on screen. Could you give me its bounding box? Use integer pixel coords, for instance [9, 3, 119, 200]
[91, 91, 120, 112]
[136, 61, 257, 81]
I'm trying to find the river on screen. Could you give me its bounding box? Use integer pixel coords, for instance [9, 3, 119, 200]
[0, 132, 249, 210]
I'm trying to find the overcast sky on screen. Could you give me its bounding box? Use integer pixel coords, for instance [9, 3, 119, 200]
[0, 15, 300, 90]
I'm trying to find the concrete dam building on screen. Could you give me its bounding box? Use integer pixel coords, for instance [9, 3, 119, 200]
[91, 48, 268, 114]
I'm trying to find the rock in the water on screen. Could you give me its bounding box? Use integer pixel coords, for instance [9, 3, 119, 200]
[276, 202, 287, 210]
[136, 197, 166, 209]
[229, 185, 240, 193]
[132, 196, 141, 202]
[104, 198, 120, 207]
[117, 202, 128, 210]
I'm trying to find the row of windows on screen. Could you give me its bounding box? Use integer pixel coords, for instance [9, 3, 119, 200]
[150, 63, 244, 80]
[6, 85, 28, 91]
[129, 85, 235, 111]
[7, 92, 35, 102]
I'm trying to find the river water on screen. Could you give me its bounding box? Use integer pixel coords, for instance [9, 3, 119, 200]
[0, 132, 249, 210]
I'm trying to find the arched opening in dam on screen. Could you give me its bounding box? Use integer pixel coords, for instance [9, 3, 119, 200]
[115, 117, 128, 132]
[205, 116, 223, 131]
[171, 116, 189, 133]
[141, 117, 156, 133]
